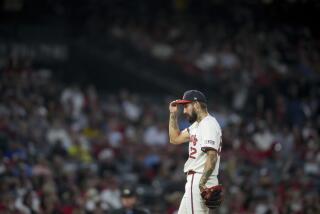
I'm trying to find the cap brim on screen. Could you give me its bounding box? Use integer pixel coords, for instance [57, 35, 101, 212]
[174, 99, 192, 104]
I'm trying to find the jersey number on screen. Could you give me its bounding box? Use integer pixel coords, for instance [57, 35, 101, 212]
[189, 147, 197, 159]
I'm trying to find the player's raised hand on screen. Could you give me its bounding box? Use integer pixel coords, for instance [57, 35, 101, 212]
[169, 100, 179, 114]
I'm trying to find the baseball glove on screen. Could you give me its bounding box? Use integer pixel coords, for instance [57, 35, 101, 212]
[200, 185, 223, 209]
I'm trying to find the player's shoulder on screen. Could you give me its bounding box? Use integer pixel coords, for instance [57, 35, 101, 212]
[188, 121, 198, 130]
[201, 115, 221, 130]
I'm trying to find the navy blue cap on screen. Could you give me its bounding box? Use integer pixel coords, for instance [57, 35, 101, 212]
[174, 90, 207, 104]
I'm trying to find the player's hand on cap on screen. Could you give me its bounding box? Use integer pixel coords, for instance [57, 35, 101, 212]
[169, 100, 179, 114]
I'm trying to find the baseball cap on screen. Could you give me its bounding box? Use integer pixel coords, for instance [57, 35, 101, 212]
[121, 186, 136, 198]
[174, 90, 207, 104]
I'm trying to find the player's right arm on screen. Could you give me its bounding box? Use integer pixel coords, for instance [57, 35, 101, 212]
[168, 101, 189, 144]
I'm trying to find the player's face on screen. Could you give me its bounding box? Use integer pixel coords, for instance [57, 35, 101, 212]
[183, 102, 197, 123]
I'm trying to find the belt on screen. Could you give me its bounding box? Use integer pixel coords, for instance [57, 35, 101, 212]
[186, 170, 196, 175]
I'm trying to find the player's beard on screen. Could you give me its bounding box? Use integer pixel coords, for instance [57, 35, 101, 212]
[186, 110, 197, 123]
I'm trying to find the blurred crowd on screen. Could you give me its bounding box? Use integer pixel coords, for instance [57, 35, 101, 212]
[0, 1, 320, 213]
[0, 64, 185, 214]
[0, 49, 319, 214]
[109, 5, 320, 87]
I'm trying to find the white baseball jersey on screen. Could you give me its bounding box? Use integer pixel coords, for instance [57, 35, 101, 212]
[183, 114, 222, 175]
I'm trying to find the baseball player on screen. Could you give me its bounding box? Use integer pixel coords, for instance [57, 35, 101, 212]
[168, 90, 222, 214]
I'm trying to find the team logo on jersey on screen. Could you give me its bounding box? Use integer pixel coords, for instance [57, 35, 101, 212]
[190, 135, 198, 146]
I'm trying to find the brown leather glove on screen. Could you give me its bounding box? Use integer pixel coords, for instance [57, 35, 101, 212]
[200, 185, 223, 209]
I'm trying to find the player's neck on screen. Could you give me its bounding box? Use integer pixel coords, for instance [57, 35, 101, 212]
[196, 111, 208, 123]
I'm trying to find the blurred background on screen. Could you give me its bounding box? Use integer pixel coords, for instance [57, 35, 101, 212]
[0, 0, 319, 213]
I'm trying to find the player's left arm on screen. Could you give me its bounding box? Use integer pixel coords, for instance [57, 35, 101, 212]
[199, 121, 221, 192]
[199, 149, 218, 192]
